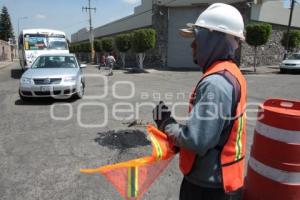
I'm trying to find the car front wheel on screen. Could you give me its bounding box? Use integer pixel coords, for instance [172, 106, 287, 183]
[75, 82, 84, 99]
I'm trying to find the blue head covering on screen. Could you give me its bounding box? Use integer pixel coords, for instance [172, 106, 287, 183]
[194, 28, 238, 72]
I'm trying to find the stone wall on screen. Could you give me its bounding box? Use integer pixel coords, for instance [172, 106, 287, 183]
[0, 40, 15, 61]
[240, 24, 299, 68]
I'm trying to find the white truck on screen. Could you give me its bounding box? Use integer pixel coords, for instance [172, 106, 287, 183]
[18, 29, 69, 70]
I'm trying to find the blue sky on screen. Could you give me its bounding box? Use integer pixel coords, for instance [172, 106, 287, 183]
[0, 0, 141, 39]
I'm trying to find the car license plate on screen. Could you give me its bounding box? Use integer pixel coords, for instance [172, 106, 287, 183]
[40, 86, 51, 92]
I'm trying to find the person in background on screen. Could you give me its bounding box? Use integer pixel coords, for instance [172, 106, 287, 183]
[106, 53, 116, 76]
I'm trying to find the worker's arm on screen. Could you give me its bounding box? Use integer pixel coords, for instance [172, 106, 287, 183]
[164, 74, 234, 157]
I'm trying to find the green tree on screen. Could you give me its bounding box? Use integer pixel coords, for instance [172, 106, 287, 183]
[78, 42, 91, 62]
[93, 40, 102, 64]
[246, 23, 272, 72]
[69, 44, 76, 53]
[81, 42, 91, 53]
[115, 33, 131, 68]
[0, 6, 14, 41]
[131, 28, 156, 69]
[94, 40, 102, 52]
[101, 37, 114, 52]
[75, 44, 81, 53]
[281, 30, 300, 51]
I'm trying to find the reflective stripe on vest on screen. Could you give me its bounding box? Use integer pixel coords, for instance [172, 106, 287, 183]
[235, 116, 244, 161]
[179, 61, 247, 193]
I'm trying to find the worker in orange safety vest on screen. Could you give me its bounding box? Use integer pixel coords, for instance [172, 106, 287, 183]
[153, 3, 247, 200]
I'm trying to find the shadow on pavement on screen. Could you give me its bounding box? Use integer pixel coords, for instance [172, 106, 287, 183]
[15, 97, 77, 106]
[123, 68, 150, 74]
[11, 69, 23, 79]
[241, 69, 280, 75]
[280, 70, 300, 75]
[95, 129, 151, 150]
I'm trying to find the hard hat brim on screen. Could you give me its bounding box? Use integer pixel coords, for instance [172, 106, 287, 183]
[182, 23, 245, 41]
[179, 27, 194, 38]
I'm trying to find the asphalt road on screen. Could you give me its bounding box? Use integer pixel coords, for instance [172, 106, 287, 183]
[0, 62, 299, 200]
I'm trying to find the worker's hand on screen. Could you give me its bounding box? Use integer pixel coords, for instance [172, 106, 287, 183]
[152, 101, 174, 131]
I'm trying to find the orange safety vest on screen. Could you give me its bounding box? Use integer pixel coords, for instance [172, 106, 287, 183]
[179, 60, 247, 193]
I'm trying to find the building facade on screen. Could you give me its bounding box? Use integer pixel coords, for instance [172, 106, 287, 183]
[0, 40, 16, 62]
[72, 0, 300, 68]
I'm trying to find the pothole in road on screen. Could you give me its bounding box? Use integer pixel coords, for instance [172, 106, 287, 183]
[94, 129, 151, 150]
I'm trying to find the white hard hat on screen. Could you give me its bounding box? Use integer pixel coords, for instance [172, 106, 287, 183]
[180, 3, 245, 40]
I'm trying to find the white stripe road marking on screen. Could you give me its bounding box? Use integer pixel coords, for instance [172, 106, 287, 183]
[249, 157, 300, 184]
[255, 121, 300, 144]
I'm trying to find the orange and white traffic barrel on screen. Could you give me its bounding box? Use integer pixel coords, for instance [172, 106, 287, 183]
[244, 98, 300, 200]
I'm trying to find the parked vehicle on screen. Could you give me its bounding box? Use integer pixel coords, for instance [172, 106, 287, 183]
[19, 54, 86, 101]
[18, 29, 69, 70]
[280, 53, 300, 73]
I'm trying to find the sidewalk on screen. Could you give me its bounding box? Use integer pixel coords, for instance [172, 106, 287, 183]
[0, 61, 13, 70]
[241, 65, 280, 75]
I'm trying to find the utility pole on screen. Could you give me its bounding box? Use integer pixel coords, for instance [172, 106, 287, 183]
[18, 16, 28, 38]
[286, 0, 295, 53]
[82, 0, 96, 62]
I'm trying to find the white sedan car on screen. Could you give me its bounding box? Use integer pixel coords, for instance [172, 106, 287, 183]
[280, 53, 300, 73]
[19, 54, 86, 101]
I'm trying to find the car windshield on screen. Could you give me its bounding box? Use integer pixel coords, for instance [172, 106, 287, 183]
[31, 56, 78, 69]
[287, 54, 300, 60]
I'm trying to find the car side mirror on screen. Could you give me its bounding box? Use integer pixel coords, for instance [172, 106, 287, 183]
[80, 64, 87, 68]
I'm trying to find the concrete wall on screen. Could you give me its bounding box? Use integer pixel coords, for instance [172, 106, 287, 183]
[166, 2, 250, 68]
[167, 7, 203, 69]
[0, 40, 15, 61]
[251, 0, 300, 28]
[71, 0, 152, 43]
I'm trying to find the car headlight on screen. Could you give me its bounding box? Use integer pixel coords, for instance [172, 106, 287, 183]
[21, 77, 32, 84]
[63, 76, 76, 82]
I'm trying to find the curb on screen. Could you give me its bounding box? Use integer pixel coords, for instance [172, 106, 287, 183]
[0, 62, 13, 70]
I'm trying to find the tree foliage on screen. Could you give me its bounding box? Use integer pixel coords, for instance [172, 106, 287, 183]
[115, 33, 131, 52]
[101, 37, 114, 52]
[94, 40, 102, 52]
[131, 28, 156, 53]
[69, 44, 76, 53]
[79, 42, 91, 53]
[281, 30, 300, 50]
[0, 6, 14, 41]
[246, 23, 272, 47]
[245, 23, 272, 72]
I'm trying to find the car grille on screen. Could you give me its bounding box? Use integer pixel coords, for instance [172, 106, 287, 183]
[284, 63, 297, 66]
[34, 91, 61, 96]
[21, 91, 32, 96]
[34, 78, 62, 85]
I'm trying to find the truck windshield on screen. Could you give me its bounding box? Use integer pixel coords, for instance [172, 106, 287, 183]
[24, 34, 68, 50]
[48, 36, 68, 50]
[24, 34, 47, 50]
